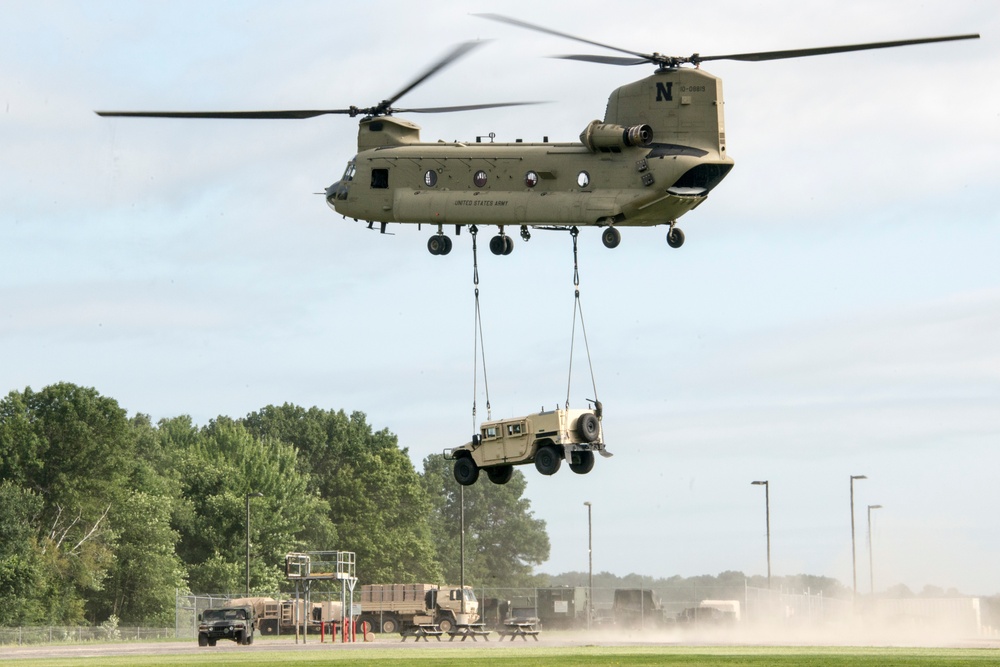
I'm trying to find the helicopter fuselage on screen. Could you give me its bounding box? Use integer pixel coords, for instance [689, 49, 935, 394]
[326, 67, 735, 252]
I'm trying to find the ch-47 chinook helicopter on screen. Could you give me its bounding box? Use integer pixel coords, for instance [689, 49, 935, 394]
[98, 15, 979, 256]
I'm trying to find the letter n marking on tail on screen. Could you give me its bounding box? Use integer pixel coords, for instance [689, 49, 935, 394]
[655, 82, 673, 102]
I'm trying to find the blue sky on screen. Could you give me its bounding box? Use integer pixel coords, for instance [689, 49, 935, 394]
[2, 1, 998, 594]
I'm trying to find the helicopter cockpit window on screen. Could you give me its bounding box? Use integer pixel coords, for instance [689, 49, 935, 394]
[524, 171, 538, 188]
[424, 170, 438, 187]
[342, 162, 356, 182]
[371, 168, 389, 189]
[473, 170, 488, 188]
[577, 171, 590, 188]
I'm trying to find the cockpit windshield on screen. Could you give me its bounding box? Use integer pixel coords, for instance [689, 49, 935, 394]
[342, 161, 356, 182]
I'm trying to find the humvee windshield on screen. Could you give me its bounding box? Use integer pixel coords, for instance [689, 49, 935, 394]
[203, 608, 246, 621]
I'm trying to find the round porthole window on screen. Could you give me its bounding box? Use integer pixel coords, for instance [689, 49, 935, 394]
[577, 171, 590, 188]
[525, 171, 539, 188]
[424, 170, 437, 187]
[473, 170, 488, 188]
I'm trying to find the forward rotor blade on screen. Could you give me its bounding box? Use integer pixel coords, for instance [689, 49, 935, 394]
[394, 101, 544, 114]
[694, 34, 980, 63]
[381, 40, 485, 110]
[95, 109, 356, 119]
[476, 13, 652, 61]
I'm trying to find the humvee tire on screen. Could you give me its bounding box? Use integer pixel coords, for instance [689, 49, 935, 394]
[486, 465, 514, 485]
[454, 456, 480, 485]
[570, 450, 595, 474]
[577, 413, 599, 441]
[534, 445, 562, 475]
[198, 633, 209, 647]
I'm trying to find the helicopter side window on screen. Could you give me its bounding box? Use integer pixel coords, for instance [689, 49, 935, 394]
[371, 168, 389, 189]
[342, 161, 356, 182]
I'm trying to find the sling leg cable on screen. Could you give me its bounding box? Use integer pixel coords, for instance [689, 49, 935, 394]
[470, 225, 491, 432]
[565, 226, 601, 416]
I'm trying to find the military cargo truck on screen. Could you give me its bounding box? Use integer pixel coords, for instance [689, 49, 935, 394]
[446, 405, 610, 485]
[357, 583, 478, 633]
[226, 597, 344, 635]
[197, 605, 256, 646]
[613, 588, 666, 629]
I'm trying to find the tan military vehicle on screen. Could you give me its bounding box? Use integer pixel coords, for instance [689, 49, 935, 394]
[446, 405, 609, 485]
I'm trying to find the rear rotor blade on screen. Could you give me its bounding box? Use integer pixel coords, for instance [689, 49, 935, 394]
[556, 54, 650, 66]
[694, 34, 980, 64]
[476, 13, 654, 62]
[394, 101, 544, 114]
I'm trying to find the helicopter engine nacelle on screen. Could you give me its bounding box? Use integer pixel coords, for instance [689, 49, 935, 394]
[579, 120, 653, 152]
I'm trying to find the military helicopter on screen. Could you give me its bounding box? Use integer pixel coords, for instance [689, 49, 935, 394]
[98, 15, 978, 256]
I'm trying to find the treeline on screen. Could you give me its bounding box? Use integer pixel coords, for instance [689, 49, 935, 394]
[0, 383, 550, 626]
[546, 570, 851, 603]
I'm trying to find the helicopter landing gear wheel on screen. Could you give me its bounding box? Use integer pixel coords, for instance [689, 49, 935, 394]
[520, 225, 531, 241]
[489, 235, 505, 255]
[601, 227, 621, 249]
[667, 226, 685, 248]
[489, 234, 513, 255]
[427, 234, 452, 255]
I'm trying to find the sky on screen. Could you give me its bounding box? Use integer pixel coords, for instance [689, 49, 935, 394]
[2, 1, 998, 595]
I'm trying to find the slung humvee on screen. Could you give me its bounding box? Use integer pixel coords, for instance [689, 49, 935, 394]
[445, 406, 610, 485]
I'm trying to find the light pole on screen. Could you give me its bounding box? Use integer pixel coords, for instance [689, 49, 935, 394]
[751, 481, 771, 589]
[246, 492, 263, 597]
[850, 475, 867, 602]
[584, 501, 592, 631]
[867, 504, 883, 595]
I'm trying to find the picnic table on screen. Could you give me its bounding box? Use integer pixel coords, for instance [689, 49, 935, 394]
[447, 622, 491, 642]
[400, 623, 443, 642]
[497, 618, 540, 641]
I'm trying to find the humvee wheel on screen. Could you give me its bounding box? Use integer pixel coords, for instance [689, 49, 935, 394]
[246, 630, 254, 645]
[576, 413, 600, 441]
[601, 227, 621, 249]
[486, 465, 514, 485]
[437, 616, 455, 633]
[570, 450, 595, 475]
[535, 445, 562, 476]
[453, 455, 480, 485]
[208, 638, 217, 646]
[381, 618, 398, 634]
[198, 633, 209, 647]
[667, 227, 685, 248]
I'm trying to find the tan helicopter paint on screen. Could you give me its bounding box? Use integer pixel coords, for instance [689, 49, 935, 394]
[326, 67, 734, 239]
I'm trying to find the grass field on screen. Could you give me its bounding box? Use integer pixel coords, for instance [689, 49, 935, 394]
[6, 645, 1000, 667]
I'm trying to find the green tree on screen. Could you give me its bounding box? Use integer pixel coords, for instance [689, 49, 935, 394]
[166, 416, 335, 594]
[421, 454, 550, 587]
[242, 405, 441, 583]
[0, 384, 136, 624]
[0, 481, 47, 625]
